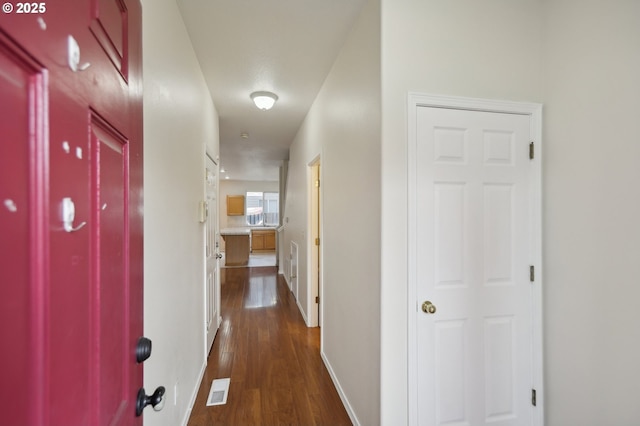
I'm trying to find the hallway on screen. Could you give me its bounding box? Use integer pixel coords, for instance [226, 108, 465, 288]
[187, 267, 352, 425]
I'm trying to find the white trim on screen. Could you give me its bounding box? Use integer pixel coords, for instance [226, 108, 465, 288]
[182, 361, 207, 426]
[321, 350, 360, 426]
[290, 240, 299, 301]
[297, 298, 309, 326]
[306, 156, 321, 328]
[317, 162, 324, 329]
[406, 93, 544, 426]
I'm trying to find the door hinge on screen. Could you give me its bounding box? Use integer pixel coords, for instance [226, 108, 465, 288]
[315, 296, 319, 303]
[529, 265, 536, 282]
[531, 388, 537, 406]
[530, 265, 535, 282]
[529, 142, 535, 160]
[315, 237, 320, 246]
[315, 179, 320, 188]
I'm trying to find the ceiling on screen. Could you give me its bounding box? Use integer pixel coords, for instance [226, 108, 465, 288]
[177, 0, 368, 182]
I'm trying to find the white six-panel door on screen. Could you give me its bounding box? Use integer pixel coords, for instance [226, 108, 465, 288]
[408, 95, 543, 426]
[206, 155, 221, 353]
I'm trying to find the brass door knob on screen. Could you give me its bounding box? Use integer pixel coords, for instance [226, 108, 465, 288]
[422, 301, 436, 314]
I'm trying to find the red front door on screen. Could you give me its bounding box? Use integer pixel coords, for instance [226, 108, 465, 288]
[0, 1, 144, 424]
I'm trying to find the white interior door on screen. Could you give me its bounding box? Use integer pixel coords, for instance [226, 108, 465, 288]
[409, 97, 542, 426]
[206, 155, 221, 353]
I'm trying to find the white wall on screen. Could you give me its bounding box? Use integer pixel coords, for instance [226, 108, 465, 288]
[380, 0, 544, 423]
[283, 1, 381, 424]
[142, 0, 219, 425]
[542, 2, 640, 424]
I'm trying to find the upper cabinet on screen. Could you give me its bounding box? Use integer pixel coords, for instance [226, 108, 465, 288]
[227, 195, 244, 216]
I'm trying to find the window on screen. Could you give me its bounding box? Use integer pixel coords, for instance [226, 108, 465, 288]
[246, 192, 279, 226]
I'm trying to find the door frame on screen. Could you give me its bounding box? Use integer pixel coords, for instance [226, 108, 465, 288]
[291, 240, 299, 303]
[308, 157, 322, 328]
[406, 93, 543, 426]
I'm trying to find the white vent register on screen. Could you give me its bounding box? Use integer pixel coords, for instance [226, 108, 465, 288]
[206, 378, 230, 406]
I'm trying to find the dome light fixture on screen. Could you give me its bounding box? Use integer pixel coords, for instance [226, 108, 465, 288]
[250, 91, 278, 110]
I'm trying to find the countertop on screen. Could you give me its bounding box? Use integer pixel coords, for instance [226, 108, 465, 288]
[220, 227, 277, 235]
[220, 228, 251, 236]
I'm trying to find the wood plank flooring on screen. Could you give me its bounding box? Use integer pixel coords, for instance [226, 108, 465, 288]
[187, 266, 352, 426]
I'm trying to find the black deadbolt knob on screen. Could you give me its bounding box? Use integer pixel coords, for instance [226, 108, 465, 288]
[136, 337, 152, 363]
[136, 386, 166, 416]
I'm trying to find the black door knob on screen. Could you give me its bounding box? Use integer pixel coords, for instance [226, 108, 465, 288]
[136, 337, 152, 363]
[136, 386, 166, 416]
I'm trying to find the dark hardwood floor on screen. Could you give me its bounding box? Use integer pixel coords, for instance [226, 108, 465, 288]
[187, 266, 352, 426]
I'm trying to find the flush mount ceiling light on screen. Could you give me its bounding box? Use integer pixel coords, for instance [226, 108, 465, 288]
[250, 91, 278, 110]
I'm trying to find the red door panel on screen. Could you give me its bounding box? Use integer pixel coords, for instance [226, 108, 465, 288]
[91, 114, 130, 425]
[90, 0, 129, 78]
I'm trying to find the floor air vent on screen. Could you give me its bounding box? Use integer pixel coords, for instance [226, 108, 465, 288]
[206, 378, 230, 406]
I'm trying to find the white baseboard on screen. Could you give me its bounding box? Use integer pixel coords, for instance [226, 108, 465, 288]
[181, 361, 206, 426]
[282, 271, 291, 290]
[297, 298, 309, 326]
[320, 350, 360, 426]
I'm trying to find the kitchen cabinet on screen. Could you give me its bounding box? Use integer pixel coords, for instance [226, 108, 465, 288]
[226, 195, 244, 216]
[251, 229, 276, 251]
